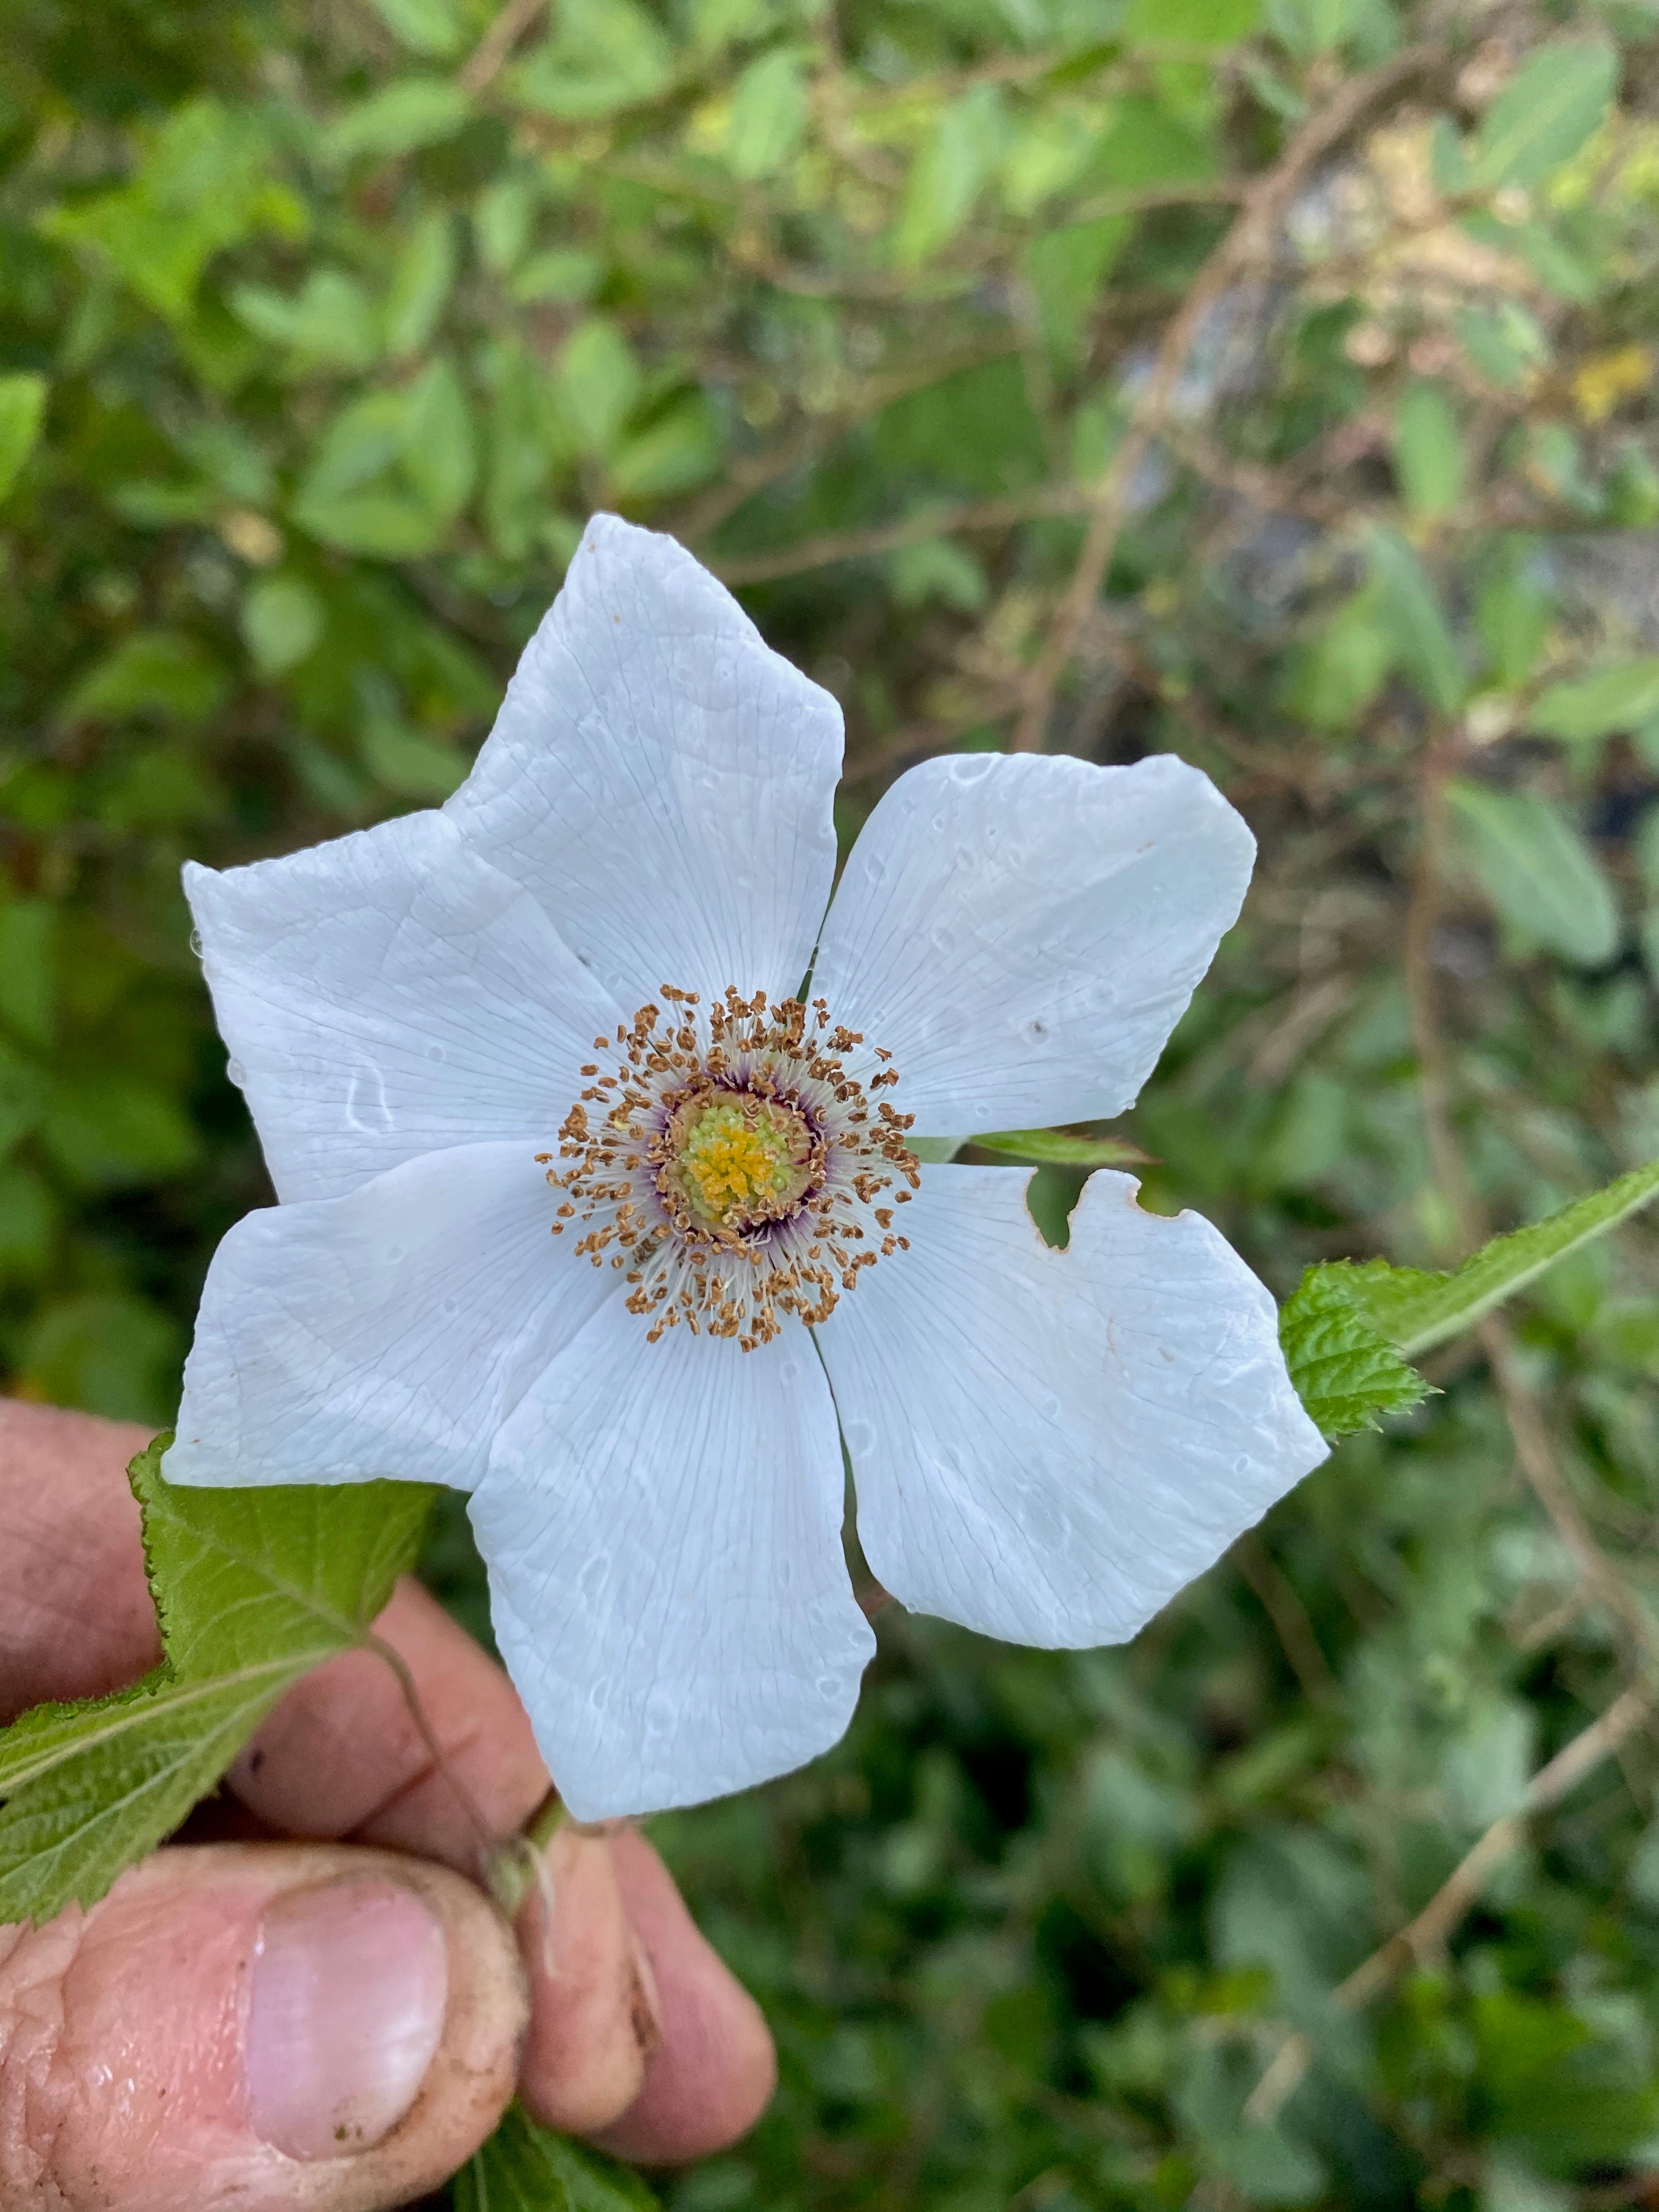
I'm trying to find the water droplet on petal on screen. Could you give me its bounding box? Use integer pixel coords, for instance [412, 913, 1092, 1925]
[579, 1551, 611, 1601]
[225, 1058, 246, 1088]
[948, 754, 996, 786]
[843, 1418, 876, 1455]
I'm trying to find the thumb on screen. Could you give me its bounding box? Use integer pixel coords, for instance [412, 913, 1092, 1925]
[0, 1842, 527, 2212]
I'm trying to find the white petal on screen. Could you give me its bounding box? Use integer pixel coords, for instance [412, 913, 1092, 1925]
[163, 1143, 607, 1493]
[470, 1306, 874, 1820]
[187, 809, 621, 1204]
[446, 514, 843, 1009]
[817, 1165, 1325, 1646]
[811, 752, 1255, 1135]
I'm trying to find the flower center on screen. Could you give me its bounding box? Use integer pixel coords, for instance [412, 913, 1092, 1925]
[668, 1095, 812, 1228]
[541, 986, 918, 1350]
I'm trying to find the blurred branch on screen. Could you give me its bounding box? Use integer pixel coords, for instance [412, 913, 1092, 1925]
[459, 0, 546, 95]
[673, 343, 1023, 542]
[1010, 41, 1442, 752]
[706, 486, 1089, 584]
[1244, 1678, 1658, 2124]
[1235, 1531, 1339, 1703]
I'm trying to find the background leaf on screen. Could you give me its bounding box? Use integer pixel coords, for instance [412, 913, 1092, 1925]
[1471, 42, 1618, 192]
[1447, 779, 1620, 967]
[1528, 657, 1659, 743]
[455, 2105, 659, 2212]
[0, 373, 48, 503]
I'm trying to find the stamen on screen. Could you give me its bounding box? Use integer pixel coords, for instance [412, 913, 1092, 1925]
[544, 988, 918, 1349]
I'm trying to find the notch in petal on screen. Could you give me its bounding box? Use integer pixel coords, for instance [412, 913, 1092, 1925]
[817, 1164, 1325, 1647]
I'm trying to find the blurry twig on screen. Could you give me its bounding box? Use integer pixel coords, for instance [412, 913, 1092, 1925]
[706, 486, 1088, 585]
[673, 343, 1022, 542]
[1243, 1679, 1657, 2123]
[1235, 1531, 1339, 1703]
[460, 0, 546, 95]
[1477, 1314, 1659, 1670]
[1011, 41, 1441, 752]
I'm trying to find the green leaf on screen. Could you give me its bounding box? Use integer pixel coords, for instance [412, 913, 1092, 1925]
[1475, 546, 1550, 688]
[18, 1290, 180, 1424]
[516, 0, 673, 120]
[456, 2103, 659, 2212]
[367, 0, 466, 56]
[726, 47, 808, 179]
[1124, 0, 1257, 42]
[241, 574, 325, 676]
[0, 1669, 300, 1927]
[511, 248, 605, 306]
[1528, 658, 1659, 744]
[1392, 381, 1463, 518]
[135, 1441, 434, 1673]
[0, 1438, 435, 1924]
[1279, 1268, 1435, 1440]
[1471, 41, 1617, 193]
[1282, 1159, 1659, 1436]
[324, 77, 472, 166]
[61, 631, 229, 725]
[0, 898, 57, 1047]
[38, 99, 281, 321]
[0, 1038, 46, 1162]
[360, 716, 469, 798]
[969, 1127, 1155, 1169]
[896, 87, 1008, 267]
[42, 1074, 201, 1187]
[1446, 778, 1619, 969]
[232, 270, 380, 370]
[402, 357, 476, 522]
[608, 396, 721, 500]
[0, 372, 48, 503]
[1023, 216, 1130, 360]
[386, 210, 459, 357]
[1348, 1158, 1659, 1359]
[558, 318, 642, 456]
[1367, 527, 1464, 714]
[1283, 587, 1391, 730]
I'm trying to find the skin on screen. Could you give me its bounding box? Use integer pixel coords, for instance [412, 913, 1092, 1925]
[0, 1399, 776, 2211]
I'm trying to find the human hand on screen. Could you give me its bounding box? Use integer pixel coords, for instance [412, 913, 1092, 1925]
[0, 1400, 775, 2212]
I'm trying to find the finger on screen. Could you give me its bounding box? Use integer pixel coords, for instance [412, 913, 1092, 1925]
[230, 1577, 549, 1866]
[235, 1590, 776, 2147]
[235, 1584, 656, 2134]
[512, 1824, 652, 2134]
[0, 1841, 525, 2212]
[591, 1829, 776, 2165]
[0, 1402, 158, 1722]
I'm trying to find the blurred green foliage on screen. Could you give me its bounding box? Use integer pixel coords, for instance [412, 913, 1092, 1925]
[7, 0, 1659, 2203]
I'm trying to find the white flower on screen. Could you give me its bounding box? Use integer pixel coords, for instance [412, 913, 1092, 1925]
[163, 514, 1325, 1821]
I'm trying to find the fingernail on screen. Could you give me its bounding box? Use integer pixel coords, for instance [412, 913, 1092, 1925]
[246, 1877, 449, 2160]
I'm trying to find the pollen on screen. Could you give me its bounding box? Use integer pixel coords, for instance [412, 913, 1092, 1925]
[672, 1098, 811, 1226]
[540, 985, 918, 1350]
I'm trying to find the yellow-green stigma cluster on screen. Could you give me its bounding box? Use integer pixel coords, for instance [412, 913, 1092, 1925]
[669, 1096, 812, 1228]
[543, 986, 919, 1350]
